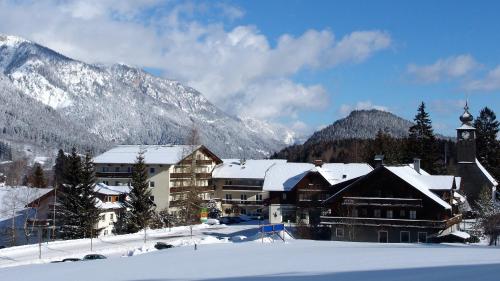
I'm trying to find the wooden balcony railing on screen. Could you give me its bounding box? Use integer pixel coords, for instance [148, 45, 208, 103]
[221, 200, 264, 206]
[170, 172, 211, 179]
[222, 185, 263, 191]
[342, 197, 423, 208]
[320, 214, 462, 229]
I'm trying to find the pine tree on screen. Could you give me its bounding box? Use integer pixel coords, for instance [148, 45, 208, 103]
[57, 147, 84, 239]
[79, 152, 101, 238]
[474, 107, 500, 180]
[407, 102, 439, 173]
[127, 151, 155, 233]
[53, 149, 67, 185]
[29, 163, 47, 188]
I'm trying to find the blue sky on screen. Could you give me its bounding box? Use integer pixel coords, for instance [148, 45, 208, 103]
[0, 0, 499, 137]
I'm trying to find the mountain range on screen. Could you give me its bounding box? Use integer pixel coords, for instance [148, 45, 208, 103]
[0, 35, 297, 159]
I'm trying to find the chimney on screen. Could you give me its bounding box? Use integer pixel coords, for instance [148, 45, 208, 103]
[413, 158, 421, 174]
[314, 159, 323, 167]
[374, 155, 384, 168]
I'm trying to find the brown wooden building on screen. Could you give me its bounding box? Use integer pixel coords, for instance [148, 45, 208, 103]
[321, 164, 462, 243]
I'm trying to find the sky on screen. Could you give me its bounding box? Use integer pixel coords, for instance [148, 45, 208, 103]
[0, 0, 499, 137]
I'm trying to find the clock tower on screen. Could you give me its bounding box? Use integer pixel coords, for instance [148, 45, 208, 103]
[456, 102, 476, 163]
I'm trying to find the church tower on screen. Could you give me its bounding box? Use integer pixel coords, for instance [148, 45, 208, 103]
[455, 101, 498, 207]
[456, 102, 476, 163]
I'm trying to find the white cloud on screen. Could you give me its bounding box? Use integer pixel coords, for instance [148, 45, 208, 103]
[464, 65, 500, 91]
[0, 0, 391, 121]
[339, 101, 389, 116]
[407, 54, 479, 83]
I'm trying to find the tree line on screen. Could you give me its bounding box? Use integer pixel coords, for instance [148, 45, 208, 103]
[273, 103, 500, 179]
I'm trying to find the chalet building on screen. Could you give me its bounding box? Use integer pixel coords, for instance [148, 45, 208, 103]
[263, 161, 373, 225]
[320, 162, 463, 243]
[93, 145, 222, 216]
[26, 183, 131, 236]
[212, 159, 286, 217]
[455, 103, 498, 206]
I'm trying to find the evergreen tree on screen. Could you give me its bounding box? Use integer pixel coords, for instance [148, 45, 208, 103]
[127, 151, 155, 233]
[407, 102, 439, 173]
[475, 186, 500, 245]
[474, 107, 500, 180]
[53, 149, 67, 185]
[79, 152, 101, 238]
[29, 163, 47, 188]
[57, 147, 84, 239]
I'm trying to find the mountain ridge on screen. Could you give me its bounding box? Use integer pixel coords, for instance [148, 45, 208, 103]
[0, 34, 293, 158]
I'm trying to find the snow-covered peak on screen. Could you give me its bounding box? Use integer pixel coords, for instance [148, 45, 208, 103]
[0, 34, 31, 47]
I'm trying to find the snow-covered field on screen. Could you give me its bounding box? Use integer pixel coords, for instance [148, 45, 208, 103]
[1, 223, 500, 281]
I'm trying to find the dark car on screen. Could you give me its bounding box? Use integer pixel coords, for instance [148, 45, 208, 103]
[154, 242, 174, 250]
[0, 245, 5, 249]
[83, 254, 107, 260]
[62, 258, 81, 262]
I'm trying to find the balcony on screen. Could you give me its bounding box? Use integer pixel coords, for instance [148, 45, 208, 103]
[96, 172, 132, 178]
[179, 159, 215, 165]
[342, 197, 423, 208]
[222, 185, 263, 191]
[320, 214, 462, 229]
[221, 199, 264, 206]
[170, 186, 214, 193]
[170, 172, 211, 179]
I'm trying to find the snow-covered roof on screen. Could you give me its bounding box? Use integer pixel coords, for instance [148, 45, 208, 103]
[476, 158, 498, 187]
[94, 145, 202, 165]
[455, 177, 462, 190]
[95, 198, 124, 210]
[385, 166, 451, 209]
[418, 175, 456, 191]
[263, 163, 314, 191]
[457, 124, 475, 130]
[0, 186, 53, 221]
[318, 163, 373, 185]
[94, 183, 131, 195]
[212, 159, 287, 179]
[262, 163, 372, 191]
[407, 163, 430, 175]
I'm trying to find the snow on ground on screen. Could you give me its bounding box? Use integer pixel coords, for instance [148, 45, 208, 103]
[2, 222, 500, 281]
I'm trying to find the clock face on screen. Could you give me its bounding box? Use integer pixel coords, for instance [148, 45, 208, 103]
[461, 131, 470, 140]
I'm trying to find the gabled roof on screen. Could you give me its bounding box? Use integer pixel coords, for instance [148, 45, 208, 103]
[94, 183, 131, 195]
[384, 166, 451, 209]
[476, 158, 498, 187]
[212, 159, 287, 180]
[418, 175, 456, 191]
[262, 162, 373, 192]
[94, 145, 221, 165]
[263, 163, 314, 191]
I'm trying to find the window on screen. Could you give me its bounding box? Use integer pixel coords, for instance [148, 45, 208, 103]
[256, 194, 263, 201]
[361, 208, 368, 217]
[149, 181, 155, 188]
[115, 167, 120, 172]
[127, 167, 132, 173]
[410, 210, 417, 220]
[110, 214, 114, 220]
[336, 228, 344, 237]
[150, 167, 155, 174]
[400, 209, 406, 218]
[378, 231, 388, 243]
[241, 194, 247, 202]
[103, 181, 109, 185]
[225, 194, 232, 200]
[400, 231, 410, 243]
[106, 196, 112, 202]
[102, 167, 108, 172]
[352, 208, 358, 217]
[342, 174, 347, 179]
[418, 232, 427, 243]
[100, 215, 105, 221]
[115, 181, 119, 186]
[282, 193, 287, 200]
[240, 208, 247, 215]
[374, 209, 381, 218]
[386, 210, 393, 219]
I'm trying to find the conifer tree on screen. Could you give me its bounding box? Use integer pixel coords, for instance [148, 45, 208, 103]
[474, 107, 500, 179]
[79, 152, 101, 238]
[57, 147, 84, 239]
[53, 149, 67, 185]
[29, 163, 47, 188]
[407, 102, 439, 173]
[127, 151, 155, 233]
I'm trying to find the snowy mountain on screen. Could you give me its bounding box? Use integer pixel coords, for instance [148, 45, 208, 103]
[304, 109, 414, 145]
[0, 35, 294, 158]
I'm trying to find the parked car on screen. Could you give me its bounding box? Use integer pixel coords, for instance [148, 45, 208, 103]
[62, 258, 81, 262]
[205, 218, 220, 225]
[154, 242, 174, 250]
[83, 254, 107, 260]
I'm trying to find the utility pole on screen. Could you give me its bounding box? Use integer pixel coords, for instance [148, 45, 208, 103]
[38, 225, 42, 259]
[52, 184, 57, 241]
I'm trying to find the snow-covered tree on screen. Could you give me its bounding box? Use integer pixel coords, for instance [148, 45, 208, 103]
[475, 186, 500, 245]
